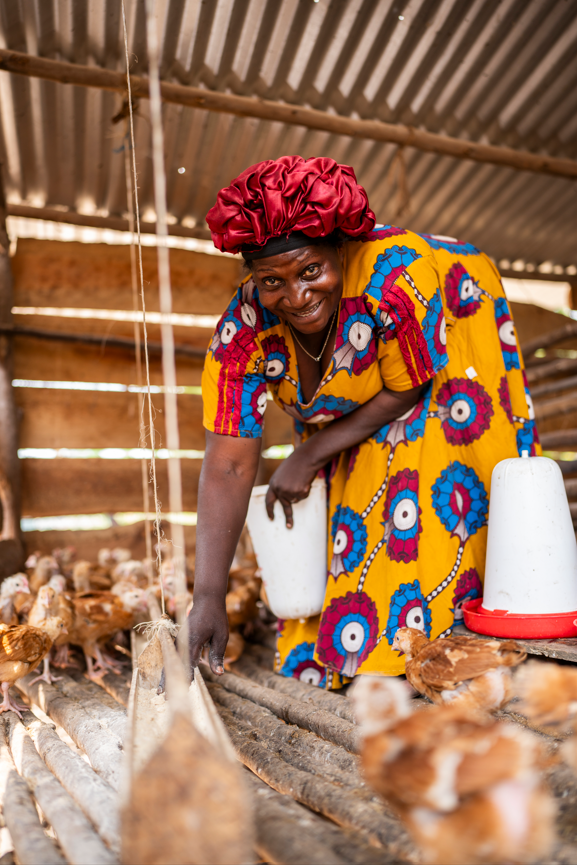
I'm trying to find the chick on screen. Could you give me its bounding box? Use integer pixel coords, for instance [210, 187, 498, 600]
[224, 631, 245, 670]
[514, 660, 577, 732]
[47, 577, 76, 669]
[29, 555, 59, 593]
[404, 781, 555, 865]
[51, 546, 76, 575]
[353, 677, 555, 865]
[72, 560, 112, 593]
[393, 628, 526, 712]
[27, 586, 62, 684]
[226, 578, 261, 629]
[0, 574, 31, 625]
[68, 588, 147, 679]
[0, 617, 67, 718]
[110, 558, 148, 588]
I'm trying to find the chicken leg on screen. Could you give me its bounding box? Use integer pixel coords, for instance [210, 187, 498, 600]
[29, 656, 62, 686]
[0, 682, 28, 718]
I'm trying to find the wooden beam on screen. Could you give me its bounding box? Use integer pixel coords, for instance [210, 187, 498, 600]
[522, 321, 577, 358]
[539, 429, 577, 450]
[0, 163, 23, 574]
[6, 202, 212, 241]
[0, 324, 206, 358]
[1, 48, 576, 180]
[534, 392, 577, 422]
[530, 375, 577, 399]
[525, 357, 577, 383]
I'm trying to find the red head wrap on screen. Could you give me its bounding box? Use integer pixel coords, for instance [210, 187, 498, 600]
[206, 155, 376, 254]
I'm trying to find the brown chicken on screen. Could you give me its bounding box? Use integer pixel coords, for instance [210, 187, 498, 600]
[353, 676, 555, 865]
[29, 555, 60, 594]
[393, 628, 526, 712]
[224, 631, 245, 669]
[28, 584, 75, 680]
[225, 578, 261, 629]
[111, 558, 148, 587]
[0, 574, 31, 625]
[72, 560, 112, 593]
[514, 660, 577, 731]
[0, 617, 67, 717]
[68, 588, 147, 679]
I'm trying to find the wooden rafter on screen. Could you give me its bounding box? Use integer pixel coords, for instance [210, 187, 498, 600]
[0, 48, 576, 180]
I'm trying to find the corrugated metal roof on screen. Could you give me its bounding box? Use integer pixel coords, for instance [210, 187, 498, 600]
[0, 0, 575, 268]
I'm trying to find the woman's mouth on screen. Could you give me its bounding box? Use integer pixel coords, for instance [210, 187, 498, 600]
[290, 300, 322, 319]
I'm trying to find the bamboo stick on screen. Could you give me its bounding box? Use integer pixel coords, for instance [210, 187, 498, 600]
[207, 682, 363, 792]
[525, 357, 577, 383]
[15, 674, 123, 790]
[4, 712, 118, 865]
[530, 375, 577, 399]
[0, 718, 65, 865]
[0, 48, 576, 179]
[23, 713, 120, 853]
[521, 322, 577, 359]
[219, 710, 412, 860]
[234, 653, 357, 724]
[202, 665, 359, 752]
[244, 770, 397, 865]
[534, 392, 577, 422]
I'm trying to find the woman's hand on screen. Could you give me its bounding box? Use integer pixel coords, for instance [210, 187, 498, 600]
[266, 446, 320, 528]
[187, 595, 229, 675]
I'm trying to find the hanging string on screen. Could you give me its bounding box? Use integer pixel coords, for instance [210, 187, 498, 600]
[121, 0, 166, 615]
[143, 0, 189, 648]
[123, 134, 153, 583]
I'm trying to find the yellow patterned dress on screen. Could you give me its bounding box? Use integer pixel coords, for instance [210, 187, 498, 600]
[202, 228, 540, 689]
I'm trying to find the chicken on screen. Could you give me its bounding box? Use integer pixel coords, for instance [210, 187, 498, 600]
[68, 588, 147, 679]
[51, 546, 76, 575]
[28, 584, 75, 681]
[353, 676, 555, 865]
[72, 560, 112, 593]
[393, 628, 526, 712]
[403, 781, 555, 865]
[0, 574, 31, 625]
[0, 617, 67, 718]
[224, 631, 245, 669]
[29, 555, 59, 593]
[111, 558, 148, 588]
[514, 660, 577, 732]
[225, 578, 261, 630]
[47, 578, 75, 669]
[97, 547, 131, 569]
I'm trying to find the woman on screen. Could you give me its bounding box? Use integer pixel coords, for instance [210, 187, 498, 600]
[188, 155, 538, 688]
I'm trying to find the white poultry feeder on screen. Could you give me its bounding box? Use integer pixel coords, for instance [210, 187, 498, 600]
[246, 477, 328, 620]
[464, 453, 577, 638]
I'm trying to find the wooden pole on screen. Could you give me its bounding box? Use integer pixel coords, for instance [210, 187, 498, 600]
[530, 375, 577, 400]
[534, 392, 577, 422]
[0, 162, 23, 577]
[525, 357, 577, 383]
[539, 429, 577, 450]
[522, 321, 577, 359]
[0, 324, 206, 358]
[5, 202, 212, 241]
[0, 48, 576, 180]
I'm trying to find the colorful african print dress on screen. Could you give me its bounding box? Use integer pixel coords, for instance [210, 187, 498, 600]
[202, 228, 540, 689]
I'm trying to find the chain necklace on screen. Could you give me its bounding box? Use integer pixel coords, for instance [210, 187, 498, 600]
[289, 309, 338, 363]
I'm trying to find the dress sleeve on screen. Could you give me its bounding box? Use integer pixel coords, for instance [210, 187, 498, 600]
[364, 253, 449, 392]
[202, 284, 268, 438]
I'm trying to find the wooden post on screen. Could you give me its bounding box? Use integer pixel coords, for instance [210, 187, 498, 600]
[0, 164, 23, 577]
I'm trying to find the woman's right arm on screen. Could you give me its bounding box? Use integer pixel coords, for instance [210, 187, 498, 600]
[187, 429, 261, 675]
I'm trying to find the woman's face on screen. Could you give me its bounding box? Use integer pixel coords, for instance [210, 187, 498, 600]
[250, 244, 344, 334]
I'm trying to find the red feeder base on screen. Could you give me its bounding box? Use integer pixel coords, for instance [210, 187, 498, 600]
[462, 598, 577, 639]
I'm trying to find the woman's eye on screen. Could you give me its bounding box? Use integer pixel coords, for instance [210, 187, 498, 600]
[263, 277, 279, 287]
[304, 264, 320, 276]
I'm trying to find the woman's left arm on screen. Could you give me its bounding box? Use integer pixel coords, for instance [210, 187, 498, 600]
[266, 383, 425, 525]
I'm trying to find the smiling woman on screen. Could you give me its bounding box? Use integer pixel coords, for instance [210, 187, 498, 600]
[187, 155, 538, 689]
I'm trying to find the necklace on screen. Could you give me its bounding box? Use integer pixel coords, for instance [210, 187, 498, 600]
[289, 309, 338, 363]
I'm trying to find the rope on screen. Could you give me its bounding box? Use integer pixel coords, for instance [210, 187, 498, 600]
[123, 133, 153, 582]
[143, 0, 188, 643]
[121, 1, 166, 614]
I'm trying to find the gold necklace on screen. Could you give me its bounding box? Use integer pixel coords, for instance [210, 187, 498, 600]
[289, 309, 337, 363]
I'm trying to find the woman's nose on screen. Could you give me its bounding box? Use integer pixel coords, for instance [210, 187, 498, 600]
[284, 281, 312, 311]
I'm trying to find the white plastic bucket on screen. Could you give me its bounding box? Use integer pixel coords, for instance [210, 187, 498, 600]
[246, 477, 328, 620]
[483, 455, 577, 614]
